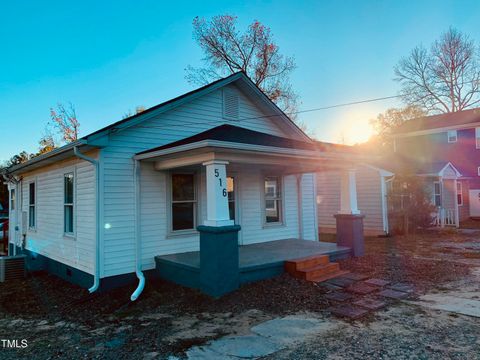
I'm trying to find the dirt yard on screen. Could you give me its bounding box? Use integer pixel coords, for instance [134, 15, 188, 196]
[0, 229, 479, 359]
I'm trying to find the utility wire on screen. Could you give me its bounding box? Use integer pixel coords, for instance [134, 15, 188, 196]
[129, 94, 401, 131]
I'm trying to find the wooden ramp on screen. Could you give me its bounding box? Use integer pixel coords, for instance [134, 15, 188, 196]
[285, 255, 349, 282]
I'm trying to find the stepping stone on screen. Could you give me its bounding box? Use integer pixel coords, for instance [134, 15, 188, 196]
[328, 304, 369, 320]
[317, 282, 343, 291]
[342, 273, 369, 281]
[389, 283, 415, 293]
[325, 277, 356, 288]
[379, 289, 409, 300]
[353, 298, 387, 311]
[325, 291, 354, 302]
[364, 278, 391, 287]
[207, 335, 282, 358]
[346, 282, 377, 295]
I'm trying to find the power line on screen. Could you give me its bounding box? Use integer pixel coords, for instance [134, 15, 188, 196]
[130, 94, 401, 131]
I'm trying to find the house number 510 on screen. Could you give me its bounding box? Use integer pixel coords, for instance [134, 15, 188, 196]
[214, 168, 227, 197]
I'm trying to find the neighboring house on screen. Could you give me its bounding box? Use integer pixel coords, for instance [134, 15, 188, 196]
[317, 162, 393, 236]
[4, 72, 365, 298]
[390, 108, 480, 226]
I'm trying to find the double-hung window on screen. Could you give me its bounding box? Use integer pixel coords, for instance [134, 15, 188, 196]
[264, 176, 282, 224]
[433, 181, 442, 207]
[171, 174, 196, 231]
[64, 173, 74, 235]
[10, 189, 15, 211]
[29, 182, 35, 229]
[457, 181, 463, 206]
[476, 128, 480, 149]
[447, 130, 457, 143]
[227, 176, 235, 222]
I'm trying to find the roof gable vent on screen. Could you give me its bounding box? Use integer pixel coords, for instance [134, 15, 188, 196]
[222, 89, 239, 120]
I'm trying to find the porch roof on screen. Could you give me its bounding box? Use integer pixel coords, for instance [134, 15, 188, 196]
[135, 124, 368, 172]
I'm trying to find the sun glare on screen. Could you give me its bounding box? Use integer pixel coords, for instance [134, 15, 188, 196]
[338, 109, 376, 145]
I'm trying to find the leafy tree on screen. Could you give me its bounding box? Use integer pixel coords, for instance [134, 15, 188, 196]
[369, 106, 425, 149]
[50, 102, 80, 143]
[38, 134, 57, 155]
[387, 175, 436, 234]
[5, 151, 32, 167]
[186, 15, 298, 115]
[395, 28, 480, 113]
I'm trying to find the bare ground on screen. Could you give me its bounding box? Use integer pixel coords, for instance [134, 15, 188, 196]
[0, 229, 478, 359]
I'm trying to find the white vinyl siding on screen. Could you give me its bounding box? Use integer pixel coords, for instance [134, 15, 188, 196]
[137, 165, 310, 270]
[102, 84, 293, 277]
[20, 153, 97, 274]
[316, 166, 386, 236]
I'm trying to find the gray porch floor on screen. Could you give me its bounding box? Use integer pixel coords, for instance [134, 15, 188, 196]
[156, 239, 350, 270]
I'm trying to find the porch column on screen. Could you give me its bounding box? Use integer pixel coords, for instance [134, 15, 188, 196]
[198, 160, 240, 297]
[334, 169, 365, 257]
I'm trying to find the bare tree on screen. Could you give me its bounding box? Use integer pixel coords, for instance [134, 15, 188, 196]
[369, 106, 425, 149]
[395, 28, 480, 113]
[186, 15, 298, 115]
[50, 103, 80, 143]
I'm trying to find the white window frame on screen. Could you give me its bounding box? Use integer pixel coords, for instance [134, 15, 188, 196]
[476, 127, 480, 149]
[263, 175, 284, 226]
[168, 172, 198, 235]
[10, 188, 15, 211]
[227, 176, 237, 224]
[447, 130, 457, 143]
[457, 181, 463, 206]
[28, 181, 36, 230]
[64, 172, 75, 236]
[433, 181, 442, 207]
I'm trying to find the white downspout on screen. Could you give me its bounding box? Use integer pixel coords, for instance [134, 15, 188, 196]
[130, 159, 145, 301]
[73, 146, 101, 293]
[296, 174, 303, 240]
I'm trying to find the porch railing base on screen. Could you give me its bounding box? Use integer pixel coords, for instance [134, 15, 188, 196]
[334, 214, 365, 257]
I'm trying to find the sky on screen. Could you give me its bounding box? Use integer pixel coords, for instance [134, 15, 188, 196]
[1, 0, 480, 162]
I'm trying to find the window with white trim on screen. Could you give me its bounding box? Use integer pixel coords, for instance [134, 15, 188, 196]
[171, 174, 196, 231]
[29, 182, 35, 228]
[447, 130, 457, 143]
[433, 181, 442, 207]
[476, 128, 480, 149]
[227, 176, 235, 222]
[457, 181, 463, 206]
[265, 176, 282, 224]
[64, 173, 74, 234]
[10, 189, 15, 211]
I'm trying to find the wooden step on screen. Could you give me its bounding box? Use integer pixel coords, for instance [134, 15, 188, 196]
[296, 262, 341, 281]
[284, 254, 330, 272]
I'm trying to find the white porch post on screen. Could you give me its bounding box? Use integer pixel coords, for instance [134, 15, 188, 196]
[339, 169, 360, 215]
[203, 160, 234, 227]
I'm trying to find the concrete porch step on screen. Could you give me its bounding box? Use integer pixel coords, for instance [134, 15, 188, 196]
[309, 270, 350, 283]
[284, 255, 330, 272]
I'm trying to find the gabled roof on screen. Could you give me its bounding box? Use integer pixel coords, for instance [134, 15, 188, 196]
[394, 108, 480, 135]
[6, 72, 310, 175]
[375, 153, 461, 178]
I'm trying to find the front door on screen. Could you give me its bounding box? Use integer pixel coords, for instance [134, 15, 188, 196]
[469, 190, 480, 217]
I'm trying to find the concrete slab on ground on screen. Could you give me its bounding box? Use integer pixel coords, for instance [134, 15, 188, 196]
[409, 294, 480, 318]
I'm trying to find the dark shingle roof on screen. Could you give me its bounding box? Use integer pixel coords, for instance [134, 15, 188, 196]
[394, 108, 480, 134]
[137, 124, 353, 155]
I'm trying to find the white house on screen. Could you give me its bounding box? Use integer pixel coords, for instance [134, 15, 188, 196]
[316, 163, 393, 236]
[4, 72, 366, 298]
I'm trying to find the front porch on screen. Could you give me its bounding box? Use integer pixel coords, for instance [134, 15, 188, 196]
[155, 238, 350, 290]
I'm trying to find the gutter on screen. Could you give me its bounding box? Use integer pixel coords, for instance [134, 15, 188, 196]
[130, 159, 145, 301]
[73, 146, 101, 293]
